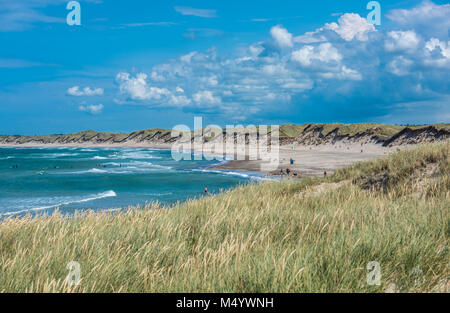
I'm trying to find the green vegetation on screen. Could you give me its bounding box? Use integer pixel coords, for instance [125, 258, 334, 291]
[280, 123, 450, 140]
[1, 123, 449, 145]
[0, 142, 448, 292]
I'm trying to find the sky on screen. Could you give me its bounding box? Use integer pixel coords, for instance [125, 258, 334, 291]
[0, 0, 449, 135]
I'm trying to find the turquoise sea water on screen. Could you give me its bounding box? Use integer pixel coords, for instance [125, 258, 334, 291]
[0, 147, 263, 218]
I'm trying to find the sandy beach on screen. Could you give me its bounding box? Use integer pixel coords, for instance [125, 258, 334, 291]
[212, 143, 401, 177]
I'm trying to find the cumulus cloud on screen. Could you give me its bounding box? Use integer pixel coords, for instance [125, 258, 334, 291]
[116, 72, 170, 101]
[424, 38, 450, 68]
[193, 91, 222, 106]
[387, 0, 450, 38]
[387, 56, 413, 76]
[324, 13, 376, 41]
[78, 104, 104, 115]
[67, 86, 104, 96]
[116, 72, 191, 107]
[270, 25, 293, 48]
[384, 31, 421, 52]
[291, 43, 342, 66]
[113, 1, 450, 122]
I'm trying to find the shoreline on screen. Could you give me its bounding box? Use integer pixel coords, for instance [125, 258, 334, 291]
[0, 141, 403, 178]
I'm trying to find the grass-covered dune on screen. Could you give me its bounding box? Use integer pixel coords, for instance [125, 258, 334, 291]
[1, 123, 449, 146]
[0, 142, 448, 293]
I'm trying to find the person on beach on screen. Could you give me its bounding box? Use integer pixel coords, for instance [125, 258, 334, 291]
[204, 186, 208, 194]
[286, 168, 291, 175]
[290, 158, 294, 165]
[280, 169, 285, 175]
[324, 171, 328, 178]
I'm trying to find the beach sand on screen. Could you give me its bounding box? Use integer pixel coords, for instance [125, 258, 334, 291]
[211, 143, 400, 177]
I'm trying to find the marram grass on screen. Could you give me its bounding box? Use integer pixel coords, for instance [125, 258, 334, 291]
[0, 142, 448, 293]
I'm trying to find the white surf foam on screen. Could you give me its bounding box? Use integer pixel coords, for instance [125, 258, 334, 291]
[93, 156, 107, 160]
[192, 168, 263, 179]
[0, 190, 117, 217]
[144, 192, 173, 196]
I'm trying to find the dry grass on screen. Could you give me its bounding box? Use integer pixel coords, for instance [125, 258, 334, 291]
[0, 142, 448, 293]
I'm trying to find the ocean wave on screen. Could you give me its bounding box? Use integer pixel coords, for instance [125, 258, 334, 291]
[112, 151, 163, 160]
[194, 168, 273, 181]
[88, 168, 107, 173]
[52, 162, 172, 175]
[0, 190, 117, 217]
[103, 161, 173, 171]
[51, 168, 108, 175]
[144, 192, 173, 196]
[31, 153, 80, 158]
[192, 168, 263, 180]
[93, 156, 108, 160]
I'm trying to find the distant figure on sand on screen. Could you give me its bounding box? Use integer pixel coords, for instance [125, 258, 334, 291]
[204, 187, 208, 194]
[286, 168, 291, 175]
[290, 158, 294, 165]
[324, 171, 328, 178]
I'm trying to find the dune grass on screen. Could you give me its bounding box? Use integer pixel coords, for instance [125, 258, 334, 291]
[0, 142, 448, 293]
[2, 123, 449, 144]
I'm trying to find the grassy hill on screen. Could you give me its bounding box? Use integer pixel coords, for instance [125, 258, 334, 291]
[0, 141, 448, 292]
[1, 123, 449, 146]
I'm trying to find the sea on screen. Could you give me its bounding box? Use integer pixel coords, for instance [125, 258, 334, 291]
[0, 147, 265, 218]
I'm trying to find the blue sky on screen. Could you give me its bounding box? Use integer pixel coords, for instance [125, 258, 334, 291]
[0, 0, 449, 134]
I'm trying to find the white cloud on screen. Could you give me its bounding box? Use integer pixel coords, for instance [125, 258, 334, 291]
[337, 66, 363, 81]
[112, 2, 450, 120]
[169, 95, 191, 106]
[116, 72, 193, 107]
[387, 0, 450, 38]
[0, 0, 103, 32]
[78, 104, 104, 115]
[385, 30, 420, 52]
[387, 56, 413, 76]
[249, 44, 265, 57]
[262, 64, 288, 75]
[121, 22, 177, 28]
[116, 72, 170, 101]
[325, 13, 376, 41]
[318, 66, 362, 81]
[270, 25, 293, 48]
[425, 38, 450, 58]
[193, 91, 222, 105]
[67, 86, 104, 96]
[180, 51, 198, 63]
[281, 79, 314, 91]
[424, 38, 450, 68]
[294, 31, 327, 44]
[291, 43, 342, 66]
[174, 6, 217, 18]
[200, 75, 219, 86]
